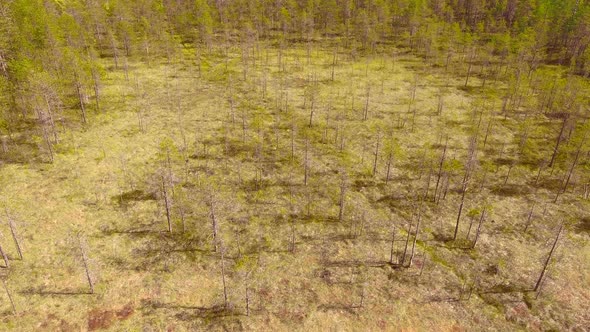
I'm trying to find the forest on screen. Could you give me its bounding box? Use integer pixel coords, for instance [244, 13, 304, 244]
[0, 0, 589, 330]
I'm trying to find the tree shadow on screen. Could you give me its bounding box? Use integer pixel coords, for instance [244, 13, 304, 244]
[144, 300, 242, 320]
[575, 217, 590, 234]
[322, 259, 389, 268]
[20, 286, 92, 296]
[317, 303, 359, 315]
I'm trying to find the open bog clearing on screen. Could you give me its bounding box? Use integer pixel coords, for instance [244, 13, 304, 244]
[0, 42, 589, 331]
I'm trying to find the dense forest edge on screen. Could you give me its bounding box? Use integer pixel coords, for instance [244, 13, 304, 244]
[1, 0, 590, 160]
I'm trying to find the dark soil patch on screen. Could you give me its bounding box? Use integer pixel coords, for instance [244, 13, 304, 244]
[88, 303, 135, 331]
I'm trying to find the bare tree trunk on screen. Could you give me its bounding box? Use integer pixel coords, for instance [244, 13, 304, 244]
[208, 194, 219, 252]
[453, 180, 468, 240]
[363, 85, 370, 121]
[43, 95, 59, 143]
[245, 272, 251, 316]
[408, 206, 422, 267]
[385, 153, 393, 184]
[220, 246, 229, 309]
[6, 214, 22, 260]
[304, 139, 309, 186]
[549, 117, 568, 168]
[523, 203, 535, 232]
[482, 120, 492, 150]
[389, 226, 396, 264]
[75, 80, 87, 124]
[534, 224, 563, 291]
[0, 243, 9, 268]
[419, 252, 426, 276]
[464, 51, 474, 87]
[2, 280, 16, 314]
[78, 234, 94, 294]
[437, 93, 444, 115]
[338, 173, 347, 222]
[434, 137, 448, 202]
[471, 207, 487, 248]
[161, 176, 172, 233]
[503, 162, 514, 186]
[37, 109, 54, 163]
[561, 132, 587, 194]
[331, 47, 337, 81]
[401, 219, 413, 266]
[372, 135, 380, 177]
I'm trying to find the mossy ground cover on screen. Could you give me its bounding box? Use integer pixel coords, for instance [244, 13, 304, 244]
[0, 42, 588, 331]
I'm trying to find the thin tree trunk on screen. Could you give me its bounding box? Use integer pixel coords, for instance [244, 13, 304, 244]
[208, 195, 219, 252]
[408, 207, 422, 267]
[389, 226, 396, 264]
[534, 224, 563, 291]
[245, 274, 251, 316]
[304, 139, 309, 186]
[549, 117, 568, 168]
[78, 235, 94, 294]
[2, 280, 16, 314]
[453, 182, 468, 240]
[75, 81, 87, 124]
[6, 215, 22, 260]
[472, 207, 487, 248]
[561, 132, 586, 194]
[401, 219, 413, 266]
[385, 153, 393, 184]
[0, 243, 9, 268]
[338, 175, 346, 222]
[523, 203, 535, 232]
[363, 85, 370, 121]
[372, 137, 379, 177]
[434, 138, 448, 202]
[161, 176, 172, 233]
[220, 246, 229, 309]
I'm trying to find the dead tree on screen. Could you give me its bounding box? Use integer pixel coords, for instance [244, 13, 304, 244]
[363, 85, 370, 121]
[161, 176, 173, 233]
[207, 193, 220, 252]
[401, 218, 413, 266]
[409, 77, 418, 132]
[534, 224, 563, 291]
[389, 225, 396, 264]
[0, 243, 9, 268]
[549, 116, 568, 168]
[560, 130, 587, 194]
[482, 120, 493, 150]
[523, 203, 535, 232]
[453, 176, 469, 240]
[419, 251, 427, 276]
[408, 204, 423, 267]
[385, 151, 394, 184]
[245, 270, 252, 316]
[2, 280, 16, 314]
[74, 73, 87, 124]
[372, 134, 380, 177]
[338, 172, 347, 222]
[331, 47, 337, 81]
[6, 217, 22, 260]
[471, 207, 487, 248]
[219, 243, 230, 309]
[433, 136, 448, 202]
[304, 138, 310, 186]
[503, 161, 515, 186]
[78, 234, 94, 294]
[437, 93, 444, 115]
[464, 49, 476, 87]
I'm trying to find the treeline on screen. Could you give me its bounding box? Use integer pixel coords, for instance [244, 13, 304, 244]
[0, 0, 589, 162]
